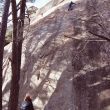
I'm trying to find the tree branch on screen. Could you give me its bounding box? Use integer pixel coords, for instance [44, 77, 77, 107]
[8, 1, 21, 17]
[88, 30, 110, 42]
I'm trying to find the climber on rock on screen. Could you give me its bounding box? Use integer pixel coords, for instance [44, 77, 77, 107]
[68, 1, 76, 11]
[20, 94, 34, 110]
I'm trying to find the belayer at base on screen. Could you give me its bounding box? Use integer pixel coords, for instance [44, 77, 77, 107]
[20, 94, 34, 110]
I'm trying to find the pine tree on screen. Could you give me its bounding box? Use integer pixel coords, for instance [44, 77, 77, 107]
[8, 0, 26, 110]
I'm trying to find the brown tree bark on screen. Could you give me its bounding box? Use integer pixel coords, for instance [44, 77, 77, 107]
[8, 0, 26, 110]
[0, 0, 10, 109]
[8, 0, 18, 110]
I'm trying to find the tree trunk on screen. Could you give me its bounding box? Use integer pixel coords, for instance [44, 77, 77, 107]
[8, 0, 26, 110]
[8, 0, 18, 110]
[0, 0, 10, 109]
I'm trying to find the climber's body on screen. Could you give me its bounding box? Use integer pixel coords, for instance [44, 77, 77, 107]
[68, 1, 76, 11]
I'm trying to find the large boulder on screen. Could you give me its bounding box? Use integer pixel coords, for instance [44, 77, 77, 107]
[3, 0, 110, 110]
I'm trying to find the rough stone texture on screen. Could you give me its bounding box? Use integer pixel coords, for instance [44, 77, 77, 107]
[2, 0, 110, 110]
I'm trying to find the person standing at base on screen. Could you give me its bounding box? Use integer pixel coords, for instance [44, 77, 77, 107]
[20, 94, 34, 110]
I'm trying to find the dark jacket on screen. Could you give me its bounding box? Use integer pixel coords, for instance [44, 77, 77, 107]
[68, 1, 76, 11]
[20, 100, 34, 110]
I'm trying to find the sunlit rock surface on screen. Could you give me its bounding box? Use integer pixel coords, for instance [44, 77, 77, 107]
[2, 0, 110, 110]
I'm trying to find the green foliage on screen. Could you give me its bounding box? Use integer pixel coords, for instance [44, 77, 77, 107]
[5, 30, 12, 45]
[27, 6, 37, 15]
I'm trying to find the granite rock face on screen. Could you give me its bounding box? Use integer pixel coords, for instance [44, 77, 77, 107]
[2, 0, 110, 110]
